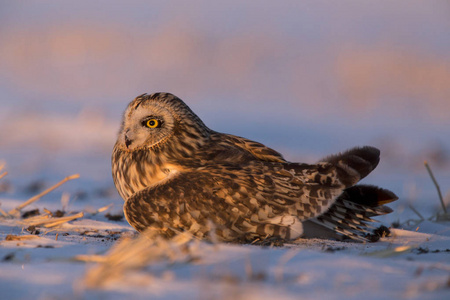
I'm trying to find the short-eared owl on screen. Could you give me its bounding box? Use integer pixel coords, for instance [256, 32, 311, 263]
[112, 93, 397, 243]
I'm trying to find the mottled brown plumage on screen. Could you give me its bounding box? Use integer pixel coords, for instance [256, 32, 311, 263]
[112, 93, 398, 243]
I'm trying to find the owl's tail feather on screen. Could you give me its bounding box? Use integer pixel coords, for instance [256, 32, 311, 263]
[321, 146, 381, 188]
[302, 185, 398, 242]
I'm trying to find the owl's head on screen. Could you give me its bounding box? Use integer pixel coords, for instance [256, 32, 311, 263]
[116, 93, 210, 152]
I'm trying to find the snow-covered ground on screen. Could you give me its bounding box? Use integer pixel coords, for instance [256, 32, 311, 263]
[0, 185, 449, 300]
[1, 1, 450, 299]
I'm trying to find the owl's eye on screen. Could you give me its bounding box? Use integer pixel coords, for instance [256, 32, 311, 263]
[145, 118, 160, 128]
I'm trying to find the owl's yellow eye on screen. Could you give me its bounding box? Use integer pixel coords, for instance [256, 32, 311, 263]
[146, 119, 160, 128]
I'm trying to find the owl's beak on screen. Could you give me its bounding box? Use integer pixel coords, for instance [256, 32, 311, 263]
[124, 130, 132, 148]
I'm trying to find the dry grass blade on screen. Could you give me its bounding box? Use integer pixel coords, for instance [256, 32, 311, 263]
[96, 204, 113, 214]
[424, 161, 447, 214]
[5, 234, 41, 241]
[21, 213, 51, 224]
[74, 255, 108, 263]
[0, 161, 7, 180]
[364, 245, 414, 258]
[21, 212, 84, 228]
[83, 230, 194, 288]
[409, 204, 425, 221]
[44, 212, 84, 228]
[8, 174, 80, 216]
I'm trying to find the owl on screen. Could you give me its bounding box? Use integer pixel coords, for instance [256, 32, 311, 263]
[112, 93, 398, 244]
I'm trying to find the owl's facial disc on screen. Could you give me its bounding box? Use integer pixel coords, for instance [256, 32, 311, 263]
[120, 101, 175, 151]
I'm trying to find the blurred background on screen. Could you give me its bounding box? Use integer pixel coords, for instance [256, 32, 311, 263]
[0, 1, 449, 213]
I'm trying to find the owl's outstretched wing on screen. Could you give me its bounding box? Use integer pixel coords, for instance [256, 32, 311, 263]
[124, 146, 382, 242]
[303, 185, 398, 242]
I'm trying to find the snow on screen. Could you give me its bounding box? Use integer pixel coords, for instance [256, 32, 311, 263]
[1, 186, 449, 299]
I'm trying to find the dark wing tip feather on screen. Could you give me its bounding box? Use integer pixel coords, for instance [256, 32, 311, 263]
[343, 185, 398, 207]
[304, 183, 398, 242]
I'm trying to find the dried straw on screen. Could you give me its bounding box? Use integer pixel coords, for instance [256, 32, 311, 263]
[364, 245, 413, 258]
[424, 161, 447, 214]
[21, 212, 84, 228]
[0, 162, 7, 181]
[83, 230, 194, 288]
[5, 234, 41, 241]
[96, 204, 113, 214]
[8, 174, 80, 216]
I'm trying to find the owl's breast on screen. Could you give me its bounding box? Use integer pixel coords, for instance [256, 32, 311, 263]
[112, 147, 180, 200]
